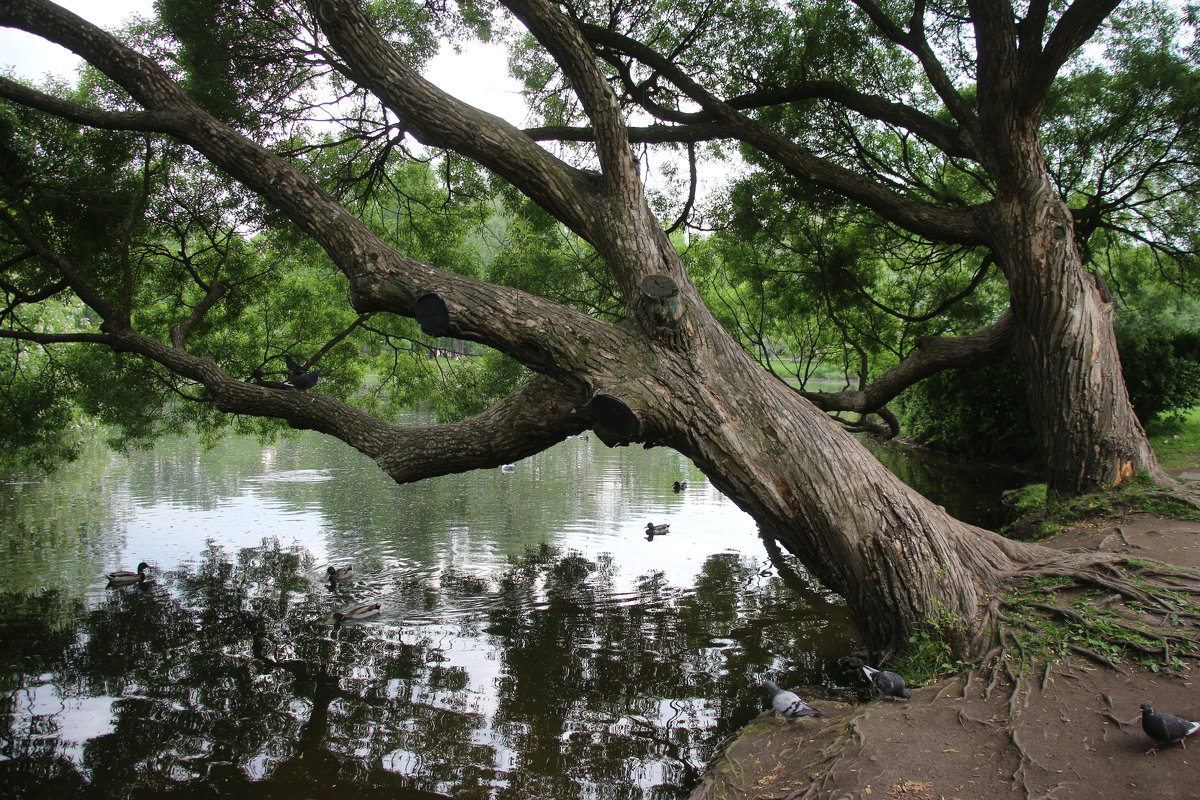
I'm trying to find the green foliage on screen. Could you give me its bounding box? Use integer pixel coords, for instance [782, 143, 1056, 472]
[895, 357, 1037, 461]
[154, 0, 292, 127]
[1146, 407, 1200, 470]
[0, 77, 528, 469]
[1112, 285, 1200, 424]
[1001, 483, 1049, 518]
[893, 613, 969, 686]
[484, 195, 621, 319]
[1049, 474, 1200, 524]
[6, 0, 1200, 484]
[427, 350, 528, 423]
[0, 339, 88, 472]
[897, 279, 1200, 460]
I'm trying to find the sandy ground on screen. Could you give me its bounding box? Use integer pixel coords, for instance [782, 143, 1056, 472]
[690, 514, 1200, 800]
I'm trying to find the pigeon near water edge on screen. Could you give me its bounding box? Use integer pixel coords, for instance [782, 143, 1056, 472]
[762, 681, 823, 722]
[861, 665, 912, 700]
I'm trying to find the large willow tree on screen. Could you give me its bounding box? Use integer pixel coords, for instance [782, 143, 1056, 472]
[0, 0, 1194, 655]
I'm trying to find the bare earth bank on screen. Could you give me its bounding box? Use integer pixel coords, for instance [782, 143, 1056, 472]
[690, 514, 1200, 800]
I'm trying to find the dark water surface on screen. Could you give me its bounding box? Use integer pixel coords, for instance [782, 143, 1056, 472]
[0, 430, 1023, 799]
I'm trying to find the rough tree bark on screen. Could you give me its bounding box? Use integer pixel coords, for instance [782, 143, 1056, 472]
[965, 0, 1167, 495]
[0, 0, 1081, 655]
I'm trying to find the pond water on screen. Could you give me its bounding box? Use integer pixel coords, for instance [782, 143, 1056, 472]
[0, 427, 1025, 799]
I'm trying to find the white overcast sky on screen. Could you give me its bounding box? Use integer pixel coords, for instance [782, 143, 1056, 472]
[0, 0, 529, 124]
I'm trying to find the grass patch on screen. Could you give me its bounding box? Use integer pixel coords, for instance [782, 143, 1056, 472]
[1148, 406, 1200, 470]
[1001, 483, 1047, 517]
[1001, 473, 1200, 539]
[893, 610, 970, 686]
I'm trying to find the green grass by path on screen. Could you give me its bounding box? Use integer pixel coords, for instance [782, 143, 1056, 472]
[1148, 407, 1200, 471]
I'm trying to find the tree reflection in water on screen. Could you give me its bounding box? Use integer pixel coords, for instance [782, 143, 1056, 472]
[0, 539, 855, 799]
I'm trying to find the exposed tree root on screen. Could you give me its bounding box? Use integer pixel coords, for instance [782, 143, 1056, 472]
[965, 551, 1200, 690]
[795, 718, 863, 800]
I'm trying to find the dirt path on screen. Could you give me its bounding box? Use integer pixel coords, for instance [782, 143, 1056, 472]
[690, 514, 1200, 800]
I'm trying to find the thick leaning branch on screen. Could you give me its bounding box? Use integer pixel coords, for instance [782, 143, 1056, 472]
[307, 0, 605, 245]
[497, 0, 691, 306]
[312, 0, 693, 325]
[103, 325, 591, 482]
[1029, 0, 1124, 104]
[801, 309, 1015, 415]
[502, 0, 641, 201]
[370, 374, 593, 481]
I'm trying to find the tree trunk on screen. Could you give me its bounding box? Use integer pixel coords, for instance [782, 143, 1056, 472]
[682, 365, 1045, 653]
[599, 244, 1052, 655]
[983, 152, 1167, 496]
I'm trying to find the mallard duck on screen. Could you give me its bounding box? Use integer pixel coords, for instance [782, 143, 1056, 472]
[326, 565, 353, 582]
[672, 481, 687, 492]
[500, 463, 515, 473]
[645, 522, 670, 536]
[333, 603, 381, 623]
[106, 562, 150, 586]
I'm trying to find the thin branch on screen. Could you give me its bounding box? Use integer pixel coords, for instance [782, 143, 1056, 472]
[851, 0, 977, 127]
[0, 205, 117, 321]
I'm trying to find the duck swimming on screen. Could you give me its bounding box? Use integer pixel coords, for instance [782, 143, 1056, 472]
[326, 565, 353, 582]
[333, 603, 381, 623]
[106, 562, 150, 586]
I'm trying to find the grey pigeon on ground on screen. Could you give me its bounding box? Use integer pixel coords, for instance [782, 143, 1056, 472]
[1140, 702, 1200, 754]
[862, 665, 912, 700]
[762, 681, 823, 722]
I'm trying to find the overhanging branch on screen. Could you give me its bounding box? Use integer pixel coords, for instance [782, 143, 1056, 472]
[801, 309, 1015, 415]
[572, 19, 984, 244]
[70, 323, 594, 483]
